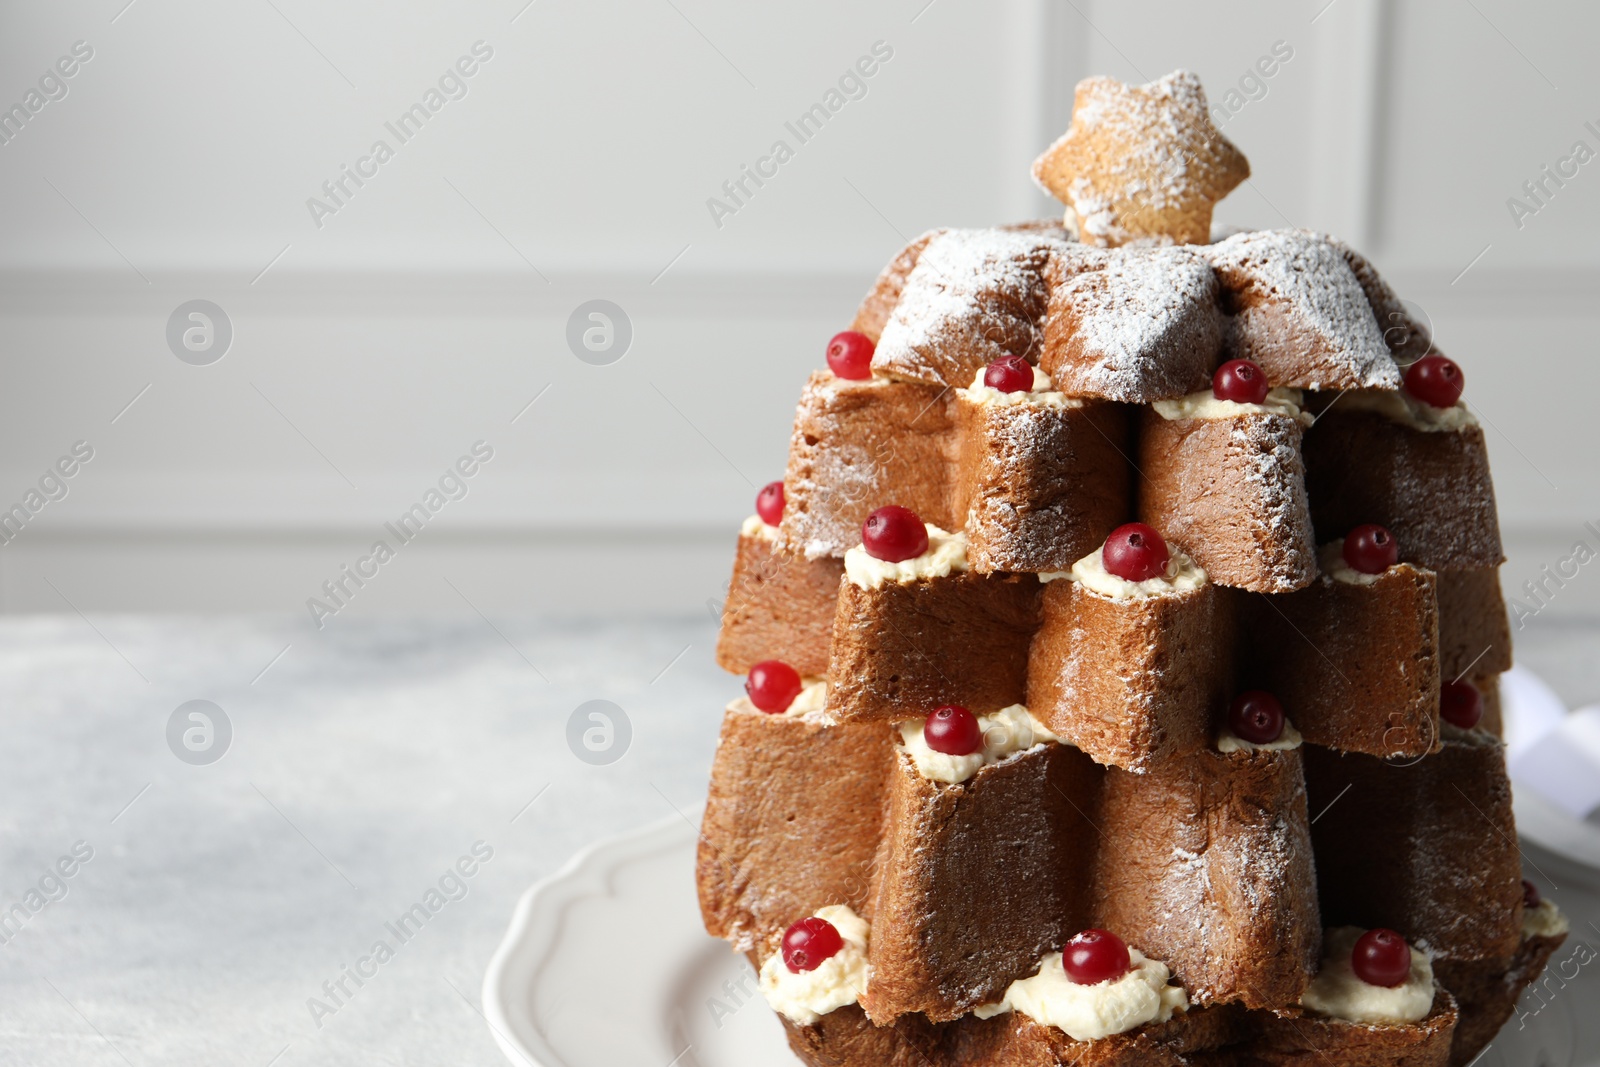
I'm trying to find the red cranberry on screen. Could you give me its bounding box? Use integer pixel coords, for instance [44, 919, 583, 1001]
[924, 705, 983, 755]
[1440, 680, 1483, 730]
[1404, 355, 1464, 409]
[1522, 880, 1542, 909]
[984, 356, 1034, 394]
[1063, 929, 1131, 985]
[746, 660, 803, 714]
[1102, 523, 1170, 583]
[782, 916, 844, 973]
[862, 506, 928, 562]
[1342, 524, 1398, 575]
[756, 481, 785, 526]
[826, 331, 875, 380]
[1213, 359, 1270, 405]
[1229, 691, 1286, 745]
[1351, 928, 1412, 988]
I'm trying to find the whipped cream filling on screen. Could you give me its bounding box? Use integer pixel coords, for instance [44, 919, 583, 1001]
[758, 905, 871, 1025]
[728, 678, 828, 719]
[845, 524, 969, 590]
[1041, 545, 1207, 601]
[1318, 539, 1382, 586]
[1337, 388, 1477, 432]
[740, 513, 778, 541]
[975, 948, 1187, 1041]
[1523, 898, 1569, 939]
[897, 704, 1059, 784]
[1217, 719, 1304, 753]
[1439, 720, 1494, 745]
[1153, 386, 1309, 425]
[1300, 927, 1434, 1025]
[958, 366, 1083, 410]
[825, 370, 892, 388]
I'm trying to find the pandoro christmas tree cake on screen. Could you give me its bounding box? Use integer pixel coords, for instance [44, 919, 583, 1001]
[697, 69, 1568, 1067]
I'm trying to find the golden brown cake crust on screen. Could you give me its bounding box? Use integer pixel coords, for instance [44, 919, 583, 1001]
[862, 744, 1099, 1023]
[1241, 564, 1441, 759]
[826, 571, 1041, 724]
[696, 706, 891, 951]
[1303, 737, 1524, 965]
[1202, 229, 1401, 391]
[850, 231, 941, 343]
[1435, 929, 1570, 1066]
[1252, 990, 1458, 1067]
[1136, 408, 1317, 593]
[958, 1007, 1249, 1067]
[1333, 237, 1436, 368]
[1031, 71, 1249, 248]
[778, 372, 958, 560]
[781, 1004, 950, 1067]
[1039, 246, 1223, 402]
[954, 396, 1132, 574]
[1092, 749, 1321, 1008]
[714, 530, 843, 678]
[1028, 579, 1230, 771]
[1434, 567, 1513, 680]
[1303, 409, 1503, 570]
[871, 229, 1062, 388]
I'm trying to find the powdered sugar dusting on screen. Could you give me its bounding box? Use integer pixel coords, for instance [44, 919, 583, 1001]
[1043, 245, 1221, 401]
[1204, 229, 1400, 389]
[1033, 71, 1249, 247]
[1231, 415, 1318, 591]
[873, 228, 1064, 386]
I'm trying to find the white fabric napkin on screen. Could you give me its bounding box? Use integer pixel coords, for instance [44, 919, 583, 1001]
[1503, 667, 1600, 820]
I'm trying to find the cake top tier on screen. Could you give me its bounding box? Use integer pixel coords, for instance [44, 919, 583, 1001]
[1033, 69, 1250, 247]
[856, 224, 1419, 400]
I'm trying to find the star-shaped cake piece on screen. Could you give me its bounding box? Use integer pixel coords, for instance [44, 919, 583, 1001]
[1034, 70, 1249, 247]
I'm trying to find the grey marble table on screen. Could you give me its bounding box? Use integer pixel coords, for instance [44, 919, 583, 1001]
[0, 613, 732, 1066]
[0, 613, 1595, 1067]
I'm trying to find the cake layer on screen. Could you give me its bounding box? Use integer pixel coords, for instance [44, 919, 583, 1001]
[1248, 991, 1458, 1067]
[956, 1006, 1246, 1067]
[851, 231, 940, 343]
[1434, 567, 1513, 680]
[827, 571, 1041, 724]
[778, 371, 958, 560]
[1434, 927, 1569, 1067]
[715, 528, 842, 677]
[1028, 577, 1229, 772]
[780, 995, 1458, 1066]
[1241, 562, 1440, 759]
[871, 229, 1062, 387]
[1137, 406, 1317, 593]
[1091, 748, 1320, 1008]
[1303, 407, 1503, 570]
[697, 703, 891, 951]
[1038, 245, 1224, 403]
[863, 742, 1098, 1023]
[954, 394, 1131, 574]
[1303, 734, 1524, 965]
[1201, 229, 1401, 391]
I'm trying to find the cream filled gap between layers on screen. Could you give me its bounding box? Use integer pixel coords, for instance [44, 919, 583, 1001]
[697, 69, 1565, 1067]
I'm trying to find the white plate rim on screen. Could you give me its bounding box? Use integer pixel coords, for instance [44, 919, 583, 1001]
[482, 808, 1598, 1067]
[481, 810, 700, 1067]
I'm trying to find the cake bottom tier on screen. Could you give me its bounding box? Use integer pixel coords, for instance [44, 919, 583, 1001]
[772, 943, 1557, 1067]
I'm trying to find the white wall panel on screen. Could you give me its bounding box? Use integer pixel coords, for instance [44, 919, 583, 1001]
[0, 0, 1595, 618]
